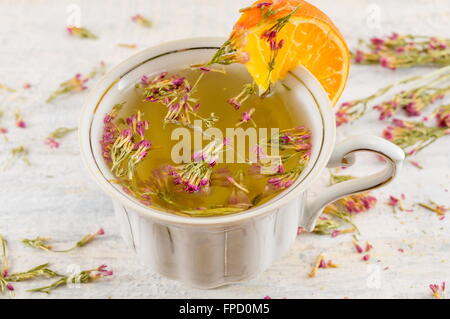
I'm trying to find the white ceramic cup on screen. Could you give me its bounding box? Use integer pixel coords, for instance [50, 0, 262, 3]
[79, 38, 405, 288]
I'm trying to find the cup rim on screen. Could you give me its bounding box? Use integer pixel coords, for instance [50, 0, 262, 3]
[79, 37, 336, 227]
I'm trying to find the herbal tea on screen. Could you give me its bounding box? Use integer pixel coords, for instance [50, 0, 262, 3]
[100, 66, 312, 216]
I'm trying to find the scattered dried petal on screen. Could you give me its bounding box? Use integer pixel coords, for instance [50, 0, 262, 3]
[67, 26, 97, 39]
[131, 14, 152, 28]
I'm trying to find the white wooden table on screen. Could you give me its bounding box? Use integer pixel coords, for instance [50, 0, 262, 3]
[0, 0, 449, 299]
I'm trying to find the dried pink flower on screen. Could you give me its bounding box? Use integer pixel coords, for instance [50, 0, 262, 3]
[353, 34, 450, 68]
[382, 119, 449, 156]
[435, 104, 450, 128]
[67, 26, 97, 39]
[45, 138, 60, 149]
[131, 14, 152, 28]
[236, 108, 256, 127]
[354, 243, 364, 254]
[429, 281, 446, 299]
[227, 83, 256, 110]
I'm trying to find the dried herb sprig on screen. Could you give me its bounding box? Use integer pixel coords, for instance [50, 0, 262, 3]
[239, 1, 273, 13]
[45, 127, 77, 149]
[266, 165, 304, 190]
[138, 72, 217, 128]
[5, 263, 60, 282]
[0, 83, 15, 92]
[308, 253, 338, 278]
[257, 126, 311, 172]
[313, 218, 341, 235]
[203, 40, 248, 67]
[47, 73, 89, 103]
[14, 109, 26, 128]
[430, 282, 447, 299]
[109, 111, 153, 179]
[204, 4, 299, 72]
[258, 5, 300, 95]
[435, 104, 450, 128]
[131, 14, 152, 28]
[0, 234, 8, 277]
[67, 26, 97, 39]
[0, 234, 14, 294]
[21, 228, 105, 253]
[387, 194, 406, 213]
[3, 146, 30, 170]
[374, 75, 450, 119]
[28, 264, 113, 294]
[212, 167, 250, 192]
[167, 140, 224, 193]
[47, 62, 106, 103]
[118, 43, 137, 49]
[382, 118, 449, 156]
[312, 174, 377, 236]
[336, 65, 450, 126]
[22, 237, 53, 251]
[225, 170, 252, 210]
[419, 200, 448, 216]
[236, 108, 256, 127]
[100, 102, 124, 162]
[227, 83, 257, 110]
[265, 126, 311, 153]
[353, 33, 450, 69]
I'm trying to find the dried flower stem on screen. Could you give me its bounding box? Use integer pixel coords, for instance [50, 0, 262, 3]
[258, 6, 300, 95]
[0, 234, 13, 294]
[308, 253, 338, 278]
[5, 263, 60, 282]
[3, 146, 30, 170]
[0, 234, 8, 276]
[47, 62, 105, 103]
[28, 265, 113, 294]
[227, 83, 257, 110]
[382, 119, 449, 156]
[168, 140, 224, 193]
[138, 72, 218, 128]
[45, 127, 77, 148]
[430, 282, 446, 299]
[336, 65, 450, 126]
[308, 253, 324, 278]
[435, 104, 450, 128]
[109, 111, 152, 179]
[48, 127, 77, 139]
[313, 174, 376, 236]
[131, 14, 152, 28]
[353, 33, 450, 69]
[419, 201, 448, 216]
[67, 26, 97, 39]
[22, 228, 105, 253]
[0, 83, 15, 92]
[22, 237, 53, 251]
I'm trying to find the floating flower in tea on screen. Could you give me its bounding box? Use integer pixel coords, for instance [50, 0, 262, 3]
[101, 64, 312, 216]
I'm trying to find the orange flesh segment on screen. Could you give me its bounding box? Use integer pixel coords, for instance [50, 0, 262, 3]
[233, 0, 350, 105]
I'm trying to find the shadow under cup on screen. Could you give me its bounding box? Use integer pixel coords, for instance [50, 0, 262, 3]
[84, 43, 330, 288]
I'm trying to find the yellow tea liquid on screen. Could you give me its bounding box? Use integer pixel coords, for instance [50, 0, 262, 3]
[105, 66, 310, 216]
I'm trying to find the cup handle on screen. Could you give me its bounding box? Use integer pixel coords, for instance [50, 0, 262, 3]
[299, 135, 405, 231]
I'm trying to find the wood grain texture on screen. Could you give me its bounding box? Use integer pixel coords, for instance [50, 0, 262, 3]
[0, 0, 449, 299]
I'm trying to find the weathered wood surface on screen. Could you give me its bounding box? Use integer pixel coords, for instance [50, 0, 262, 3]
[0, 0, 449, 298]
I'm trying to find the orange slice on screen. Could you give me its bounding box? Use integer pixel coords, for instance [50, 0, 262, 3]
[230, 0, 350, 105]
